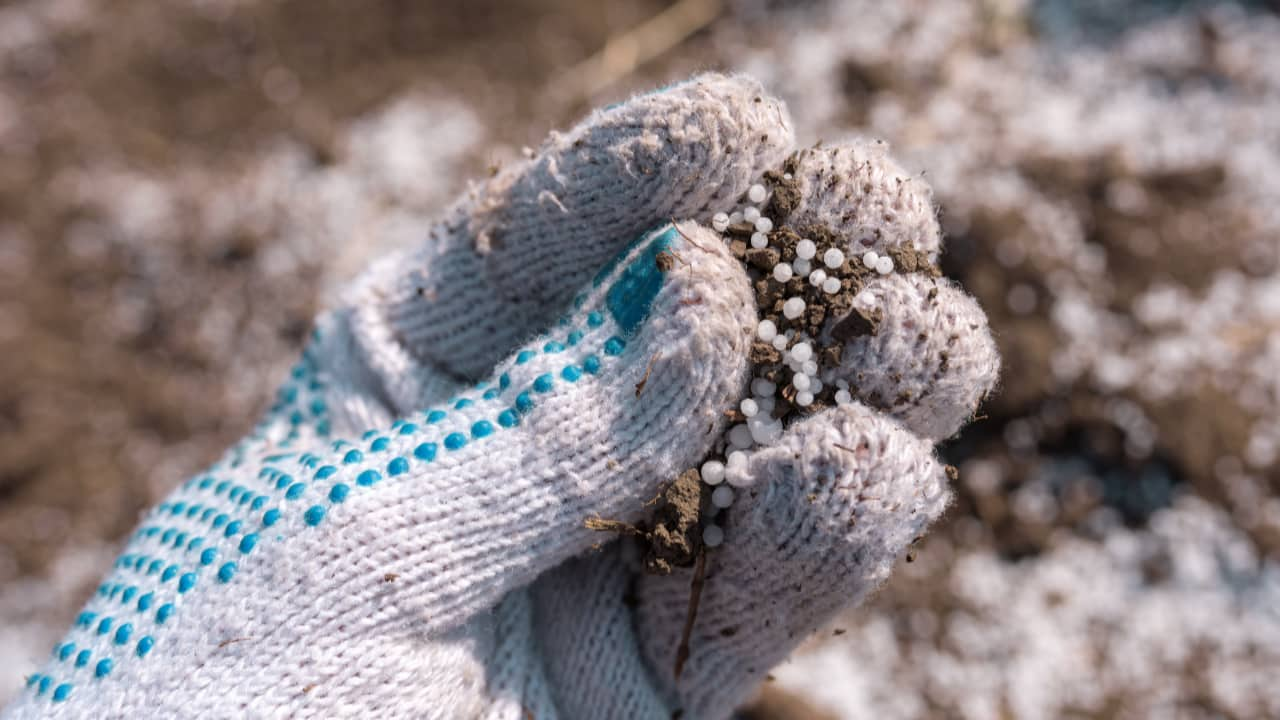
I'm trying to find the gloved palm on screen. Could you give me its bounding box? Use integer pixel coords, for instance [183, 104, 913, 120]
[7, 74, 998, 720]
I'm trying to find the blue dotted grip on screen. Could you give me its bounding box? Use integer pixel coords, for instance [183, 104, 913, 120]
[605, 225, 675, 336]
[27, 223, 678, 707]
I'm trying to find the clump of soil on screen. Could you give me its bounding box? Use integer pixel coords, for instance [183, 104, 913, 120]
[586, 468, 707, 575]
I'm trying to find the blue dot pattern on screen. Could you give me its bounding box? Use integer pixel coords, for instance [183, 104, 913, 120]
[22, 224, 677, 706]
[605, 226, 674, 335]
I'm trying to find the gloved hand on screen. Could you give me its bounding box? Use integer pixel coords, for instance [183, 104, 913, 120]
[5, 73, 998, 720]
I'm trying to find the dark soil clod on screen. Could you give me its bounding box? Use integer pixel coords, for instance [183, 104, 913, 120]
[644, 469, 706, 575]
[831, 305, 883, 342]
[585, 469, 706, 576]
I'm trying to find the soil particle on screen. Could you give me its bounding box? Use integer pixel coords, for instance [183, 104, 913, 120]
[769, 226, 803, 259]
[644, 469, 705, 575]
[887, 246, 941, 276]
[755, 277, 784, 309]
[586, 469, 706, 576]
[763, 154, 803, 219]
[804, 303, 827, 329]
[820, 344, 843, 368]
[750, 341, 783, 365]
[746, 247, 781, 271]
[831, 305, 883, 342]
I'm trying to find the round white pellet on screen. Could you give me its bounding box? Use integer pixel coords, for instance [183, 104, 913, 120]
[809, 268, 827, 287]
[822, 277, 842, 294]
[795, 391, 815, 407]
[752, 378, 777, 396]
[810, 378, 824, 393]
[823, 248, 845, 268]
[793, 258, 811, 276]
[756, 319, 777, 341]
[750, 232, 769, 249]
[754, 216, 773, 233]
[835, 389, 853, 405]
[755, 395, 775, 413]
[726, 450, 748, 470]
[862, 251, 879, 268]
[782, 297, 806, 319]
[749, 419, 782, 444]
[796, 239, 817, 260]
[792, 373, 811, 391]
[771, 335, 788, 350]
[702, 524, 725, 547]
[711, 485, 735, 508]
[729, 211, 744, 224]
[773, 263, 793, 282]
[876, 256, 894, 275]
[712, 212, 730, 232]
[783, 172, 793, 181]
[790, 342, 813, 362]
[743, 206, 761, 223]
[857, 290, 877, 306]
[740, 398, 759, 417]
[801, 360, 818, 375]
[728, 423, 754, 449]
[700, 460, 726, 485]
[748, 183, 767, 204]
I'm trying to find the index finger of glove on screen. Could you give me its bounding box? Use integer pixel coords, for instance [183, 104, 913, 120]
[359, 73, 793, 387]
[755, 141, 999, 441]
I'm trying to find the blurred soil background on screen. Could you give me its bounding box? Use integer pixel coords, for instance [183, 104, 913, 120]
[2, 0, 1279, 717]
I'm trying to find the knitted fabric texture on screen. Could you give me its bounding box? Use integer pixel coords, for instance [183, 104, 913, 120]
[777, 145, 1000, 441]
[4, 74, 999, 720]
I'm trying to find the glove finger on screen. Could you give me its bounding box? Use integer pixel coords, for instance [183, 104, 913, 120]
[746, 140, 998, 441]
[634, 402, 948, 719]
[772, 139, 943, 258]
[823, 272, 1000, 441]
[346, 73, 792, 410]
[221, 221, 754, 638]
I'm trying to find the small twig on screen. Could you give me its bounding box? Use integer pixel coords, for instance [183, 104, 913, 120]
[216, 637, 253, 649]
[674, 547, 708, 680]
[560, 0, 723, 99]
[670, 219, 711, 253]
[635, 352, 661, 397]
[832, 443, 858, 454]
[585, 517, 643, 536]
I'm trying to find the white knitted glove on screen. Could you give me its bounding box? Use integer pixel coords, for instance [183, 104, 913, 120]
[4, 74, 998, 720]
